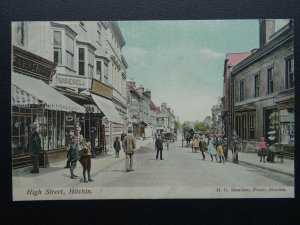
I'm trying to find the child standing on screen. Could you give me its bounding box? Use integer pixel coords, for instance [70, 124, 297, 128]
[258, 137, 268, 163]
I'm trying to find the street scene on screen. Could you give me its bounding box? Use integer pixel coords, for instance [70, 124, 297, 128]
[11, 20, 294, 200]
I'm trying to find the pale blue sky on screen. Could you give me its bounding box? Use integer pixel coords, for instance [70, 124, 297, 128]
[119, 20, 289, 122]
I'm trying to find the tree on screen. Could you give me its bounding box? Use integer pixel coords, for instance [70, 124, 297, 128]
[174, 120, 181, 132]
[194, 122, 209, 132]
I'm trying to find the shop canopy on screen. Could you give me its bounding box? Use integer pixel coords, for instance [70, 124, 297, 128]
[12, 73, 85, 113]
[91, 93, 125, 125]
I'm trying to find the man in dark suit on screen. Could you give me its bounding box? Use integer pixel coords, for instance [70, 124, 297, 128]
[27, 124, 41, 173]
[155, 134, 164, 160]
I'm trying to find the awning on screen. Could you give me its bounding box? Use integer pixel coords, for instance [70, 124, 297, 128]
[91, 93, 124, 124]
[12, 73, 86, 113]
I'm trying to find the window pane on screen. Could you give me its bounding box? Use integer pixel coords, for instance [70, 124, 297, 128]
[97, 61, 101, 74]
[79, 48, 85, 61]
[54, 31, 61, 46]
[79, 62, 85, 75]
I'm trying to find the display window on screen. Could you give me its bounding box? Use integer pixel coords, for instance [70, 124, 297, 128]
[11, 106, 31, 156]
[279, 108, 294, 145]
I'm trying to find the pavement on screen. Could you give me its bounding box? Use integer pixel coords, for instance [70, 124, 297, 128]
[237, 151, 294, 177]
[12, 137, 155, 188]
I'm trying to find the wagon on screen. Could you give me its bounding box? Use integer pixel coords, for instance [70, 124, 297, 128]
[162, 132, 174, 150]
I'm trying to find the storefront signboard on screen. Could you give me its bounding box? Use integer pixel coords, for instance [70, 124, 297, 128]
[91, 79, 113, 99]
[55, 74, 87, 89]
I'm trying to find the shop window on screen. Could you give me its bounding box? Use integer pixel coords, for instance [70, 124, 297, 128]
[279, 108, 294, 145]
[79, 48, 85, 75]
[267, 67, 274, 94]
[285, 57, 294, 89]
[11, 107, 31, 156]
[66, 34, 74, 69]
[53, 31, 62, 65]
[264, 108, 279, 142]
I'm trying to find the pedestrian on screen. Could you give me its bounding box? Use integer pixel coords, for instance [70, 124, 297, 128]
[79, 138, 93, 183]
[123, 127, 136, 172]
[223, 136, 228, 160]
[207, 137, 218, 162]
[27, 124, 42, 173]
[258, 136, 268, 163]
[64, 128, 74, 169]
[68, 131, 79, 179]
[199, 135, 206, 160]
[231, 130, 241, 164]
[155, 134, 164, 160]
[191, 134, 200, 153]
[216, 134, 225, 164]
[121, 131, 127, 149]
[114, 137, 121, 158]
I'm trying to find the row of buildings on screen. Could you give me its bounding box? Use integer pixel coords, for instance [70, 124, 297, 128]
[11, 21, 177, 169]
[217, 19, 294, 157]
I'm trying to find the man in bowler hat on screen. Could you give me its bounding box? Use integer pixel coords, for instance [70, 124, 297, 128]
[123, 127, 136, 172]
[155, 134, 164, 160]
[27, 124, 41, 173]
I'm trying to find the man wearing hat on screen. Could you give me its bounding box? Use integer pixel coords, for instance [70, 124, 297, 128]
[123, 127, 136, 172]
[231, 130, 241, 164]
[27, 124, 41, 173]
[155, 134, 164, 160]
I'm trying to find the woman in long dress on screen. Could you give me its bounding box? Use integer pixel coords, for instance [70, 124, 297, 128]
[207, 137, 218, 162]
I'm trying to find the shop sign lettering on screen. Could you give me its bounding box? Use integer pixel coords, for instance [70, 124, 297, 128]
[13, 55, 52, 78]
[56, 76, 86, 88]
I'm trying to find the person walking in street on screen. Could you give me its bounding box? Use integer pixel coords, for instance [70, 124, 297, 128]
[27, 124, 42, 173]
[155, 134, 164, 160]
[121, 131, 127, 150]
[258, 136, 268, 163]
[191, 134, 200, 153]
[114, 137, 121, 158]
[216, 134, 225, 164]
[123, 127, 136, 172]
[199, 135, 206, 160]
[207, 136, 218, 162]
[231, 130, 241, 164]
[223, 136, 228, 160]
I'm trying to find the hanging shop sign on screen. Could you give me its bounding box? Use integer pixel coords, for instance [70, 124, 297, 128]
[13, 46, 56, 82]
[83, 104, 101, 114]
[55, 74, 87, 89]
[91, 78, 113, 99]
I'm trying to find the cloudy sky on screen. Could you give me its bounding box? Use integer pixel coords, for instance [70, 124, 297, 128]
[118, 20, 289, 122]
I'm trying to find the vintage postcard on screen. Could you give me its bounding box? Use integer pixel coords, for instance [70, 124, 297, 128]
[11, 20, 294, 201]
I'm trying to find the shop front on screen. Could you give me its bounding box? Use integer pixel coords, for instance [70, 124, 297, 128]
[12, 73, 85, 169]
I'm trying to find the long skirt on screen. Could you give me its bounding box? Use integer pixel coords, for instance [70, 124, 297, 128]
[208, 145, 217, 156]
[217, 145, 224, 157]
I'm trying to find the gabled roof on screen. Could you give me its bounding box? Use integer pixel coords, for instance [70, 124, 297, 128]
[226, 52, 251, 66]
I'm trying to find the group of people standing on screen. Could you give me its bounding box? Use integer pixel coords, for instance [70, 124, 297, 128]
[190, 130, 241, 164]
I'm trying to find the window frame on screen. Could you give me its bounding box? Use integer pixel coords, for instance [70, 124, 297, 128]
[239, 80, 245, 102]
[88, 50, 94, 79]
[267, 67, 274, 94]
[53, 30, 62, 65]
[78, 47, 85, 76]
[254, 73, 260, 98]
[285, 56, 294, 89]
[65, 33, 74, 69]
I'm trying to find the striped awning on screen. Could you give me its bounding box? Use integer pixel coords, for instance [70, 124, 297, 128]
[12, 73, 86, 113]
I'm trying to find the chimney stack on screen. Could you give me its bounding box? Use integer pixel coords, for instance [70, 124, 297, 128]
[259, 19, 275, 48]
